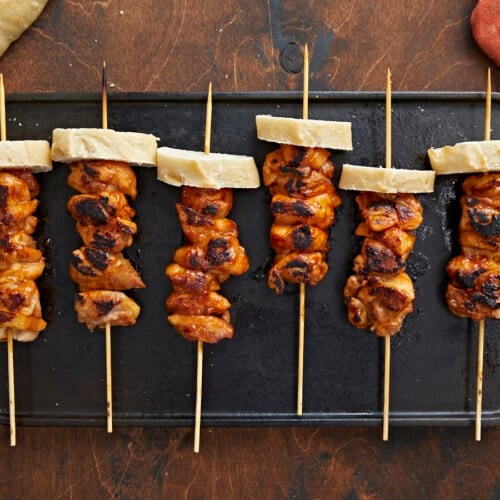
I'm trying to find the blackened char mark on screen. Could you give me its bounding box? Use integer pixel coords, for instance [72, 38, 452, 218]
[84, 248, 110, 271]
[93, 300, 117, 315]
[206, 238, 232, 267]
[4, 293, 26, 311]
[178, 204, 213, 228]
[364, 241, 403, 274]
[73, 196, 116, 224]
[0, 185, 8, 209]
[291, 225, 313, 251]
[83, 162, 98, 178]
[71, 253, 97, 276]
[271, 199, 314, 217]
[91, 232, 117, 251]
[456, 268, 484, 289]
[468, 208, 500, 238]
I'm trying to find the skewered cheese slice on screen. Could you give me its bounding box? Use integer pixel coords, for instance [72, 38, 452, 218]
[157, 147, 260, 189]
[428, 140, 500, 174]
[51, 128, 158, 167]
[339, 164, 435, 193]
[0, 140, 52, 172]
[256, 115, 352, 151]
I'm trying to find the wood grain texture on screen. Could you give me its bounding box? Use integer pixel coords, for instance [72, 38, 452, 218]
[0, 426, 499, 499]
[0, 0, 497, 93]
[0, 1, 499, 498]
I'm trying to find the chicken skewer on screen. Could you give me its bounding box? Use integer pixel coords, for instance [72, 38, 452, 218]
[101, 63, 113, 433]
[0, 73, 51, 445]
[194, 82, 213, 453]
[428, 69, 497, 441]
[51, 63, 157, 432]
[256, 45, 351, 415]
[340, 69, 435, 440]
[157, 85, 259, 452]
[0, 73, 14, 446]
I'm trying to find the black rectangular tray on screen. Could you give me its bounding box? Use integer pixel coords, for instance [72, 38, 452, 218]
[0, 91, 498, 427]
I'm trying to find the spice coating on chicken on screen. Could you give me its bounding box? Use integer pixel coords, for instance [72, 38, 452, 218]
[74, 290, 140, 330]
[68, 160, 137, 199]
[262, 144, 341, 294]
[166, 185, 249, 344]
[344, 191, 423, 336]
[445, 173, 500, 320]
[0, 171, 46, 342]
[67, 160, 143, 329]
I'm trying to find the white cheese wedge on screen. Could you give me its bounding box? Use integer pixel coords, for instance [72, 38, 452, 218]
[157, 147, 260, 189]
[256, 115, 352, 151]
[0, 140, 52, 172]
[339, 164, 435, 193]
[51, 128, 158, 167]
[428, 140, 500, 174]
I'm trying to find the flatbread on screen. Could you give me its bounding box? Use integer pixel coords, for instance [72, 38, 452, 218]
[0, 0, 50, 57]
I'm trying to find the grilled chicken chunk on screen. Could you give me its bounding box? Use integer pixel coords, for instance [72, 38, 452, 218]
[70, 247, 145, 291]
[166, 291, 231, 316]
[165, 263, 226, 293]
[181, 186, 233, 218]
[270, 224, 329, 254]
[74, 290, 141, 329]
[173, 237, 249, 276]
[176, 204, 237, 244]
[268, 251, 329, 294]
[344, 272, 415, 336]
[0, 278, 46, 341]
[167, 313, 234, 343]
[68, 160, 137, 199]
[445, 173, 500, 320]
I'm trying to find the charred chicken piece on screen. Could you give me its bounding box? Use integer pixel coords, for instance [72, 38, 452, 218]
[68, 160, 137, 199]
[165, 263, 226, 293]
[181, 186, 233, 218]
[74, 290, 141, 330]
[356, 191, 423, 232]
[173, 236, 249, 276]
[166, 291, 231, 316]
[69, 247, 145, 291]
[0, 172, 38, 234]
[167, 313, 234, 343]
[0, 278, 46, 341]
[270, 224, 329, 254]
[268, 251, 329, 294]
[67, 192, 135, 224]
[176, 204, 237, 244]
[344, 272, 415, 336]
[446, 255, 500, 320]
[6, 169, 40, 198]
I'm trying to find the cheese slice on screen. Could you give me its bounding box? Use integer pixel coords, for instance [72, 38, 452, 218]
[256, 115, 352, 151]
[340, 164, 435, 193]
[428, 140, 500, 174]
[157, 147, 260, 189]
[0, 140, 52, 172]
[51, 128, 158, 167]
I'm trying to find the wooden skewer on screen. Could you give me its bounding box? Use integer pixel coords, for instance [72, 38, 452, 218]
[297, 44, 309, 416]
[0, 73, 16, 446]
[475, 67, 491, 442]
[101, 62, 113, 433]
[193, 82, 213, 453]
[383, 68, 392, 442]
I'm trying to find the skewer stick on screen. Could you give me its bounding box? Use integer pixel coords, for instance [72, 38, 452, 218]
[0, 73, 16, 446]
[101, 62, 113, 433]
[297, 44, 309, 416]
[475, 68, 491, 441]
[383, 68, 392, 441]
[193, 82, 213, 453]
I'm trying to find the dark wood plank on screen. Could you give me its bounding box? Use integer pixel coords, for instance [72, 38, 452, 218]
[0, 426, 499, 498]
[0, 0, 497, 93]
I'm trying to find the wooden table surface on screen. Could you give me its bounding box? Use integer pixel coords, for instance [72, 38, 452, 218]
[0, 1, 499, 498]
